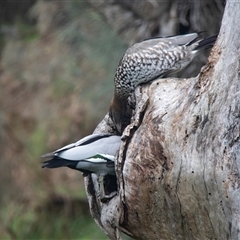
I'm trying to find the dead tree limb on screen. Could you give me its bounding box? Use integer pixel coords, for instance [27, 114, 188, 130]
[84, 1, 240, 239]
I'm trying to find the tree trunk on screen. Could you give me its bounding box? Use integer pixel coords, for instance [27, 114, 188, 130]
[85, 1, 240, 239]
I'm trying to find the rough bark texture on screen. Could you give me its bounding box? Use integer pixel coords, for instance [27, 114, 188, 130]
[84, 1, 240, 239]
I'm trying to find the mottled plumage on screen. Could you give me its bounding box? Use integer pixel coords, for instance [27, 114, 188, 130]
[109, 33, 217, 132]
[41, 133, 121, 176]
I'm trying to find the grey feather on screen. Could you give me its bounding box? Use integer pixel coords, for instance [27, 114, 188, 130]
[114, 33, 217, 99]
[125, 33, 198, 55]
[41, 134, 121, 175]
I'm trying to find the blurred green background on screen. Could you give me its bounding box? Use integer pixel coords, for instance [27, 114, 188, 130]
[0, 0, 224, 239]
[0, 1, 126, 239]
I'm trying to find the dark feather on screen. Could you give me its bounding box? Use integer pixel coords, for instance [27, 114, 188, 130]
[194, 35, 217, 50]
[78, 134, 111, 147]
[42, 157, 77, 169]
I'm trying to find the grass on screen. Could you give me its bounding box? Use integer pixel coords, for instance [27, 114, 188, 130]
[0, 201, 108, 240]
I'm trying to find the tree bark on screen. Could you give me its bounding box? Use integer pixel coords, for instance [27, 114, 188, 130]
[85, 1, 240, 239]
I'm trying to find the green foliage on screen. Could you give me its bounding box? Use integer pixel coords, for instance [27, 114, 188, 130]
[28, 125, 47, 157]
[57, 0, 126, 107]
[16, 21, 39, 42]
[0, 202, 108, 240]
[51, 77, 76, 99]
[0, 1, 127, 239]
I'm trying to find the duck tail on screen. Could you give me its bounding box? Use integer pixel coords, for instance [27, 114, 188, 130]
[194, 34, 218, 50]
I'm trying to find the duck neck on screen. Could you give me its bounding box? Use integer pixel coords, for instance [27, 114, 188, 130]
[109, 93, 128, 133]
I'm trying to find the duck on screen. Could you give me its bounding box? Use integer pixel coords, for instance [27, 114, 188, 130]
[109, 33, 217, 132]
[41, 133, 121, 176]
